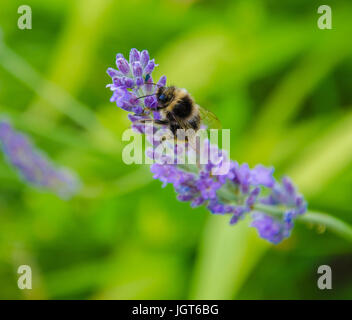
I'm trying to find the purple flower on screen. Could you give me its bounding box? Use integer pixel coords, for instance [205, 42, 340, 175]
[233, 162, 251, 193]
[207, 199, 236, 215]
[106, 68, 122, 78]
[251, 164, 275, 188]
[128, 114, 150, 134]
[106, 48, 308, 245]
[191, 196, 206, 207]
[260, 176, 307, 219]
[150, 163, 194, 188]
[0, 120, 80, 199]
[116, 53, 124, 60]
[157, 75, 167, 87]
[144, 96, 158, 110]
[107, 49, 165, 125]
[140, 50, 150, 68]
[176, 182, 200, 204]
[282, 176, 295, 195]
[144, 59, 156, 75]
[196, 172, 222, 200]
[146, 140, 307, 244]
[251, 212, 292, 244]
[246, 187, 260, 206]
[123, 77, 134, 88]
[116, 57, 130, 75]
[229, 206, 248, 225]
[129, 48, 140, 64]
[132, 61, 143, 77]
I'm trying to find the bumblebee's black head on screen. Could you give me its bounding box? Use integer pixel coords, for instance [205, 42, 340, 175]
[156, 86, 175, 108]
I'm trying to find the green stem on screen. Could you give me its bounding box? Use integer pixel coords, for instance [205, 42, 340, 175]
[298, 211, 352, 242]
[253, 203, 285, 217]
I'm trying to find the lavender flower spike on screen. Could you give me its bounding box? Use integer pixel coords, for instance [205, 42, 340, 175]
[106, 49, 308, 244]
[107, 48, 163, 116]
[0, 120, 80, 199]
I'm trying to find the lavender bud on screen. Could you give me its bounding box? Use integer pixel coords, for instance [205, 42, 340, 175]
[251, 164, 275, 188]
[282, 176, 295, 195]
[251, 213, 290, 244]
[132, 61, 143, 77]
[153, 111, 161, 120]
[122, 77, 134, 88]
[116, 53, 124, 60]
[140, 50, 150, 68]
[136, 77, 144, 87]
[107, 68, 122, 78]
[113, 77, 124, 87]
[246, 187, 260, 206]
[144, 59, 156, 75]
[116, 57, 130, 75]
[144, 96, 158, 110]
[129, 48, 140, 64]
[157, 75, 167, 87]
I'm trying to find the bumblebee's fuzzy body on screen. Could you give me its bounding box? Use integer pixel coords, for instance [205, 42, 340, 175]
[156, 86, 201, 135]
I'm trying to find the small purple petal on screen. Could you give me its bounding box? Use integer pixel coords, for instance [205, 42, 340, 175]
[191, 197, 205, 207]
[136, 77, 144, 87]
[112, 77, 124, 87]
[132, 61, 143, 77]
[207, 199, 226, 214]
[229, 213, 240, 225]
[107, 68, 122, 78]
[251, 213, 291, 244]
[116, 53, 124, 60]
[122, 77, 134, 88]
[140, 50, 150, 68]
[196, 174, 222, 200]
[132, 105, 144, 114]
[246, 187, 260, 206]
[251, 164, 275, 188]
[235, 163, 251, 193]
[282, 176, 295, 196]
[129, 48, 140, 64]
[157, 75, 167, 87]
[144, 59, 156, 75]
[144, 96, 158, 110]
[153, 111, 161, 120]
[116, 58, 130, 75]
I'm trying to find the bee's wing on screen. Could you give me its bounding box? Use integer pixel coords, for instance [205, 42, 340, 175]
[197, 105, 222, 130]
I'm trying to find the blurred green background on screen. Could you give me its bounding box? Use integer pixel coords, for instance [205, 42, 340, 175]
[0, 0, 352, 299]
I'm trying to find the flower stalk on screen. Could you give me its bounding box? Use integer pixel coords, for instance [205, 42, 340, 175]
[298, 210, 352, 242]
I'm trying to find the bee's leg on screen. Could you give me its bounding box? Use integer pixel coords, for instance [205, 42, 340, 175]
[152, 119, 169, 126]
[137, 119, 169, 125]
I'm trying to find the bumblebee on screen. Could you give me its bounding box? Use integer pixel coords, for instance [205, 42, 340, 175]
[139, 85, 221, 137]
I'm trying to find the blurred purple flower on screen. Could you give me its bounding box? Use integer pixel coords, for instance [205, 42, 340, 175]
[251, 212, 292, 244]
[0, 120, 80, 199]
